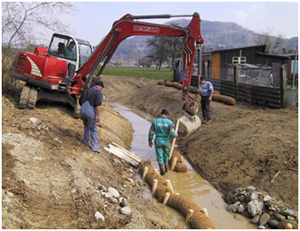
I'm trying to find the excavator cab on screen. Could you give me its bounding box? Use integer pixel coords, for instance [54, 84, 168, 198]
[48, 33, 93, 79]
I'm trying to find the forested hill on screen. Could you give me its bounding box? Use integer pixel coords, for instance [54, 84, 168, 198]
[110, 19, 298, 64]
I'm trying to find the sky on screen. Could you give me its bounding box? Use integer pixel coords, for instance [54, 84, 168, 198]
[60, 1, 299, 46]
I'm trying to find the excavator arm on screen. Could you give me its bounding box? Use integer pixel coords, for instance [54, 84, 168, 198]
[71, 12, 204, 116]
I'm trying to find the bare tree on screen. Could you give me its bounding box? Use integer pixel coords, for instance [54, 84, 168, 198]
[2, 2, 74, 52]
[2, 2, 74, 93]
[255, 29, 285, 54]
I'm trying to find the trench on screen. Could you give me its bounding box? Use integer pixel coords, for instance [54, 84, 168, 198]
[113, 103, 255, 229]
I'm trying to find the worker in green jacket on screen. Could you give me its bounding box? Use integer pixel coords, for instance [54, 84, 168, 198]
[148, 108, 177, 175]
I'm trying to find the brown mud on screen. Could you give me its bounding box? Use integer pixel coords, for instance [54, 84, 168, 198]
[2, 75, 298, 228]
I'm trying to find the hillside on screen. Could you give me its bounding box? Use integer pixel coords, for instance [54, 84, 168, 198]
[111, 19, 298, 64]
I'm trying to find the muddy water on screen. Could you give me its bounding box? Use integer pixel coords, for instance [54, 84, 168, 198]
[113, 104, 255, 229]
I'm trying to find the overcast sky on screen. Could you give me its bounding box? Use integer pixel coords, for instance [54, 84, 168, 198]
[60, 1, 298, 46]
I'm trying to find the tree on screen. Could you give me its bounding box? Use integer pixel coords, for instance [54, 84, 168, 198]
[255, 29, 285, 55]
[2, 2, 73, 51]
[146, 36, 170, 70]
[166, 23, 183, 66]
[2, 2, 74, 92]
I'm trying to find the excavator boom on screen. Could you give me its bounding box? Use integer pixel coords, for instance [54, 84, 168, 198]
[72, 13, 204, 96]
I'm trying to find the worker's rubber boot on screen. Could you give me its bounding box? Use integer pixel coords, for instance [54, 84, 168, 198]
[164, 161, 169, 173]
[159, 164, 165, 176]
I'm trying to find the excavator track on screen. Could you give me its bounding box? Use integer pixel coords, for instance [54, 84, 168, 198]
[19, 84, 38, 109]
[19, 84, 31, 109]
[27, 86, 38, 109]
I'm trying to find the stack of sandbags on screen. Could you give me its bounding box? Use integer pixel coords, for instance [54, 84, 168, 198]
[170, 150, 187, 173]
[138, 160, 216, 229]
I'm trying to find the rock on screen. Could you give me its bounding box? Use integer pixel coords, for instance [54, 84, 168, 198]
[108, 197, 119, 204]
[251, 193, 258, 201]
[126, 178, 134, 183]
[247, 186, 256, 191]
[238, 195, 246, 202]
[119, 197, 128, 207]
[277, 221, 295, 229]
[120, 206, 132, 216]
[234, 214, 245, 221]
[234, 200, 241, 206]
[259, 213, 270, 226]
[237, 204, 245, 213]
[263, 195, 273, 206]
[258, 225, 265, 229]
[29, 117, 38, 123]
[251, 215, 261, 224]
[104, 192, 112, 199]
[248, 200, 264, 217]
[94, 211, 105, 221]
[97, 184, 107, 192]
[108, 187, 120, 198]
[287, 216, 295, 221]
[268, 219, 280, 228]
[268, 205, 279, 211]
[227, 204, 238, 213]
[281, 208, 297, 218]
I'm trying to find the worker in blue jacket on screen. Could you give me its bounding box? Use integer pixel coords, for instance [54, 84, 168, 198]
[79, 81, 104, 153]
[148, 108, 177, 175]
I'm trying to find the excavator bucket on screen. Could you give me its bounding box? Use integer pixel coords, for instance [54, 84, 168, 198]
[169, 114, 201, 159]
[177, 114, 201, 137]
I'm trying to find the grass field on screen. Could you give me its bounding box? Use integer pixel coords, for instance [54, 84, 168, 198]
[102, 66, 173, 80]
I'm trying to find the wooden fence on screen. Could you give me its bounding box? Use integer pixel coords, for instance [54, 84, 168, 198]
[190, 66, 284, 108]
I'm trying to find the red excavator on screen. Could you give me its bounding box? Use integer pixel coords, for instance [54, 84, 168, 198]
[12, 12, 204, 135]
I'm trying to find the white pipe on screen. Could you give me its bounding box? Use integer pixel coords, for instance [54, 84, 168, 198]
[166, 179, 174, 193]
[169, 118, 182, 159]
[186, 209, 194, 222]
[170, 157, 177, 171]
[180, 155, 184, 164]
[142, 167, 148, 180]
[152, 179, 158, 195]
[201, 208, 209, 217]
[163, 192, 170, 205]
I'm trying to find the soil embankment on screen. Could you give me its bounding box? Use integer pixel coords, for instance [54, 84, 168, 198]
[2, 83, 174, 228]
[2, 75, 298, 228]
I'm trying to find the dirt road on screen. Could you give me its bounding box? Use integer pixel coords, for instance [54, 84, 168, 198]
[2, 75, 298, 228]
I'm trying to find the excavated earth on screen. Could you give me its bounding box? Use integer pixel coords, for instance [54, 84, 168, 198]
[2, 75, 298, 228]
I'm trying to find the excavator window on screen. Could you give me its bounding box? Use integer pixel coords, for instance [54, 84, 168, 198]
[79, 43, 93, 67]
[48, 36, 77, 62]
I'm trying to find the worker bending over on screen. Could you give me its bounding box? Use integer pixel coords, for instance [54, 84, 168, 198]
[148, 108, 177, 175]
[79, 81, 104, 153]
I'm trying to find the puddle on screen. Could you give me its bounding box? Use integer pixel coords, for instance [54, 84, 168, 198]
[112, 103, 255, 229]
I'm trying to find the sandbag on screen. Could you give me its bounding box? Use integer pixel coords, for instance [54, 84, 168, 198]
[139, 160, 216, 229]
[157, 80, 166, 85]
[212, 94, 236, 105]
